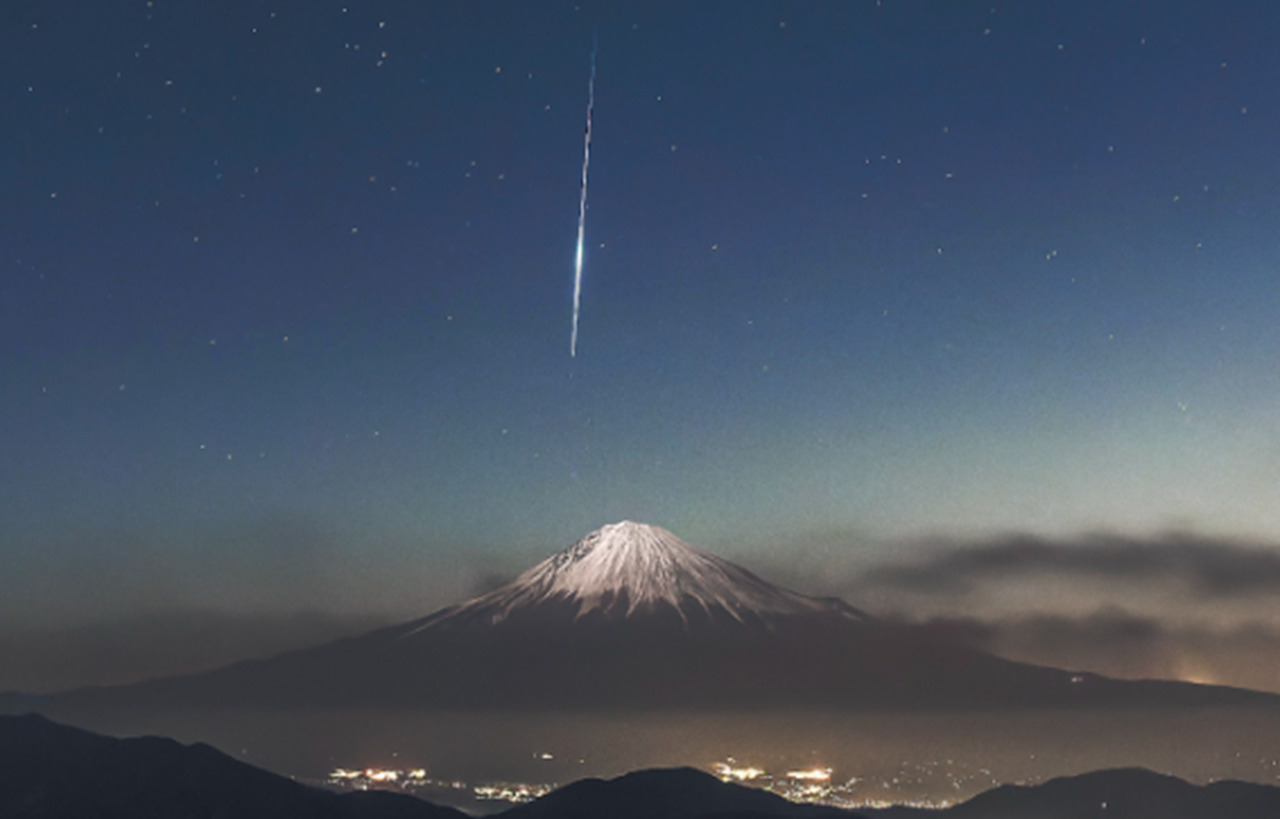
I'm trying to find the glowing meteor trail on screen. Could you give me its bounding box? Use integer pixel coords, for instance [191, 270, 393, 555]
[570, 35, 596, 357]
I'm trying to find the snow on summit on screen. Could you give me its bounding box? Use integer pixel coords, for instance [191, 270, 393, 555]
[422, 521, 869, 628]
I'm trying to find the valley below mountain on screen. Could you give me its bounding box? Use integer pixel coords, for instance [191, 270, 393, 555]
[7, 713, 1280, 819]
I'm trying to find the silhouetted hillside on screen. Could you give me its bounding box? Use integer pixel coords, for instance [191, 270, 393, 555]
[867, 767, 1280, 819]
[0, 713, 465, 819]
[499, 767, 854, 819]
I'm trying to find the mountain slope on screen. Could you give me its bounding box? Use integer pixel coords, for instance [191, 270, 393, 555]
[0, 713, 465, 819]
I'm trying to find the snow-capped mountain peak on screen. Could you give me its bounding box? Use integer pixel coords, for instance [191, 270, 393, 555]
[414, 521, 868, 630]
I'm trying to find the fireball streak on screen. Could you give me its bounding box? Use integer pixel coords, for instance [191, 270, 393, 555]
[570, 36, 596, 358]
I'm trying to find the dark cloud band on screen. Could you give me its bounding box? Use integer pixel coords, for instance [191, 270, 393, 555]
[896, 609, 1280, 695]
[860, 532, 1280, 599]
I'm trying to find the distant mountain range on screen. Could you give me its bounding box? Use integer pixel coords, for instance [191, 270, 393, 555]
[7, 714, 1280, 819]
[8, 521, 1278, 715]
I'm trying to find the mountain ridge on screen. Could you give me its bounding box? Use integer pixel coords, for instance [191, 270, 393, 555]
[0, 712, 465, 819]
[865, 767, 1280, 819]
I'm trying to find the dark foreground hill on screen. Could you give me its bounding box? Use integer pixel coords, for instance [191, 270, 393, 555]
[866, 767, 1280, 819]
[0, 713, 465, 819]
[507, 766, 1280, 819]
[523, 767, 1280, 819]
[499, 767, 853, 819]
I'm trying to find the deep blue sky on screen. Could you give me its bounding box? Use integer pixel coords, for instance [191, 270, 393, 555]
[4, 0, 1280, 631]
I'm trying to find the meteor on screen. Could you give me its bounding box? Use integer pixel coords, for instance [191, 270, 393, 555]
[570, 34, 596, 358]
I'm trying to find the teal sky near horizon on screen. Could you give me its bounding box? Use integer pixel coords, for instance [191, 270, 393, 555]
[4, 0, 1280, 631]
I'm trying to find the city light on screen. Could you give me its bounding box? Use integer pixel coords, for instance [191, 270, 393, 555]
[712, 759, 766, 782]
[325, 766, 554, 805]
[327, 750, 1248, 811]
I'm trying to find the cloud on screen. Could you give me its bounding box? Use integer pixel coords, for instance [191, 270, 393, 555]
[762, 528, 1280, 694]
[858, 531, 1280, 599]
[899, 608, 1280, 695]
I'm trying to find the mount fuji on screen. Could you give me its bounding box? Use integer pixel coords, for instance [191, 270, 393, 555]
[10, 521, 1279, 714]
[401, 520, 872, 633]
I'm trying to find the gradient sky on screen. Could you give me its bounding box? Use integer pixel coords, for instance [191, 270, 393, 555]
[4, 1, 1280, 685]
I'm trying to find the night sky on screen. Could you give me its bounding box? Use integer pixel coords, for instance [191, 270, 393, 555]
[5, 1, 1280, 692]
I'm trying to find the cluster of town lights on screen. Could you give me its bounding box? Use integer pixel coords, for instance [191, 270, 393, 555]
[326, 756, 991, 810]
[330, 768, 427, 783]
[326, 766, 549, 805]
[711, 759, 831, 783]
